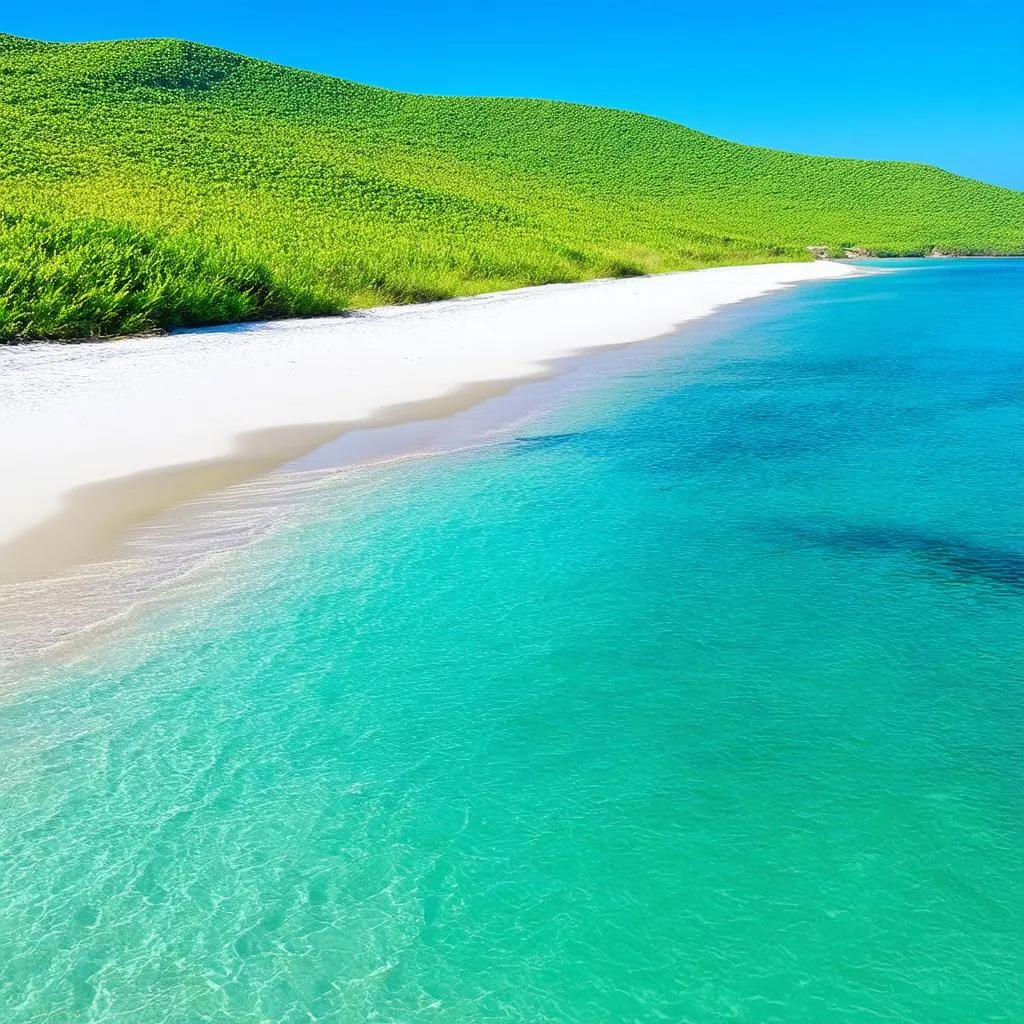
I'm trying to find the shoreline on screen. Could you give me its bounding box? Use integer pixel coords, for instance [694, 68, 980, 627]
[0, 261, 858, 586]
[0, 341, 681, 674]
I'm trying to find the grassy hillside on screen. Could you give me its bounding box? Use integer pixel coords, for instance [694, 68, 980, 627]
[1, 33, 1021, 341]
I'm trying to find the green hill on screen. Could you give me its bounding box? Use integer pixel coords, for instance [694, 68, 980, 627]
[1, 33, 1022, 342]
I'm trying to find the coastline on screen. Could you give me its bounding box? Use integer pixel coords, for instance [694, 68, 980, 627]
[0, 261, 858, 586]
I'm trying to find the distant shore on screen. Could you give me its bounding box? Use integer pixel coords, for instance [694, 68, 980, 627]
[0, 261, 858, 585]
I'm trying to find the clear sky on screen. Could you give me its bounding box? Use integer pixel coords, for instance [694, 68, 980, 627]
[9, 0, 1024, 189]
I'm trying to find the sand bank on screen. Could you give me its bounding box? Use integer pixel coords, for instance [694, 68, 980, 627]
[0, 261, 857, 583]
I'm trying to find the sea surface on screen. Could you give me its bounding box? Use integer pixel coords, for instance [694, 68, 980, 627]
[1, 260, 1022, 1022]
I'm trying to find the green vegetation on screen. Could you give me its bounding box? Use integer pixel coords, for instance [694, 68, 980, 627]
[0, 211, 308, 340]
[1, 32, 1021, 341]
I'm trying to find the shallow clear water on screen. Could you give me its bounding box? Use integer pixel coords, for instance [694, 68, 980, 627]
[2, 261, 1022, 1022]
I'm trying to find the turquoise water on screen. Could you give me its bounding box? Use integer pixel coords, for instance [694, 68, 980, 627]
[2, 260, 1023, 1022]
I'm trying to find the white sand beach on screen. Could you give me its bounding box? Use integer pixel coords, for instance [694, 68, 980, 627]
[0, 261, 857, 582]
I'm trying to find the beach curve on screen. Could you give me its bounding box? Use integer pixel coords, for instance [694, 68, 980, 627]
[0, 261, 858, 584]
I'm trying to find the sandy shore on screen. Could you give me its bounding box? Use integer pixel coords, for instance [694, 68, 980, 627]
[0, 261, 857, 583]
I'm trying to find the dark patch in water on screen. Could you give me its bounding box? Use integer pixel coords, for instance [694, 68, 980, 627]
[777, 522, 1024, 594]
[505, 431, 594, 455]
[959, 376, 1024, 412]
[648, 397, 861, 469]
[704, 352, 914, 386]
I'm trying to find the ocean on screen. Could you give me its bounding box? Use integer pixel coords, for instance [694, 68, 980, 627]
[1, 259, 1022, 1022]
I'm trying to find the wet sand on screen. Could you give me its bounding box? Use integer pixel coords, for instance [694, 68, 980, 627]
[0, 379, 527, 585]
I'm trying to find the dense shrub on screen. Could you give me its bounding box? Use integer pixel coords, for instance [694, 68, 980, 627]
[0, 212, 316, 341]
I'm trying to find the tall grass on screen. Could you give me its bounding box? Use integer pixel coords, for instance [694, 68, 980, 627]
[0, 212, 316, 341]
[1, 33, 1021, 342]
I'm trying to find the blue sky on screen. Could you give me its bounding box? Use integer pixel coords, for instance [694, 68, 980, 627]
[10, 0, 1023, 189]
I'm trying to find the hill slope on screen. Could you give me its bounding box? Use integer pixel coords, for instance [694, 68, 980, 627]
[1, 33, 1022, 341]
